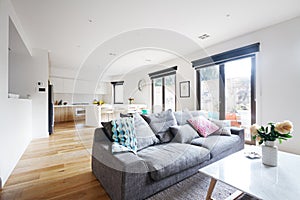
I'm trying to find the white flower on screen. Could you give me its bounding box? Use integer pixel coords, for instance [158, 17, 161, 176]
[250, 124, 260, 136]
[275, 120, 293, 134]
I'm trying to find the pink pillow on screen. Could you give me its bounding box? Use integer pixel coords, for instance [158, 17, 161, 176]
[188, 116, 219, 137]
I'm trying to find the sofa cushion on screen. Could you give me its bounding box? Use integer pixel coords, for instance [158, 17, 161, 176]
[137, 143, 210, 181]
[111, 117, 137, 154]
[188, 116, 219, 137]
[143, 109, 177, 143]
[174, 110, 193, 125]
[191, 134, 241, 158]
[190, 110, 208, 118]
[133, 113, 160, 150]
[209, 119, 232, 136]
[170, 124, 199, 143]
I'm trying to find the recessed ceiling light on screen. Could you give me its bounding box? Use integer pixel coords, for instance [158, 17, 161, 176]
[145, 59, 152, 62]
[198, 34, 210, 40]
[88, 19, 94, 23]
[226, 14, 231, 18]
[109, 53, 117, 56]
[76, 45, 81, 48]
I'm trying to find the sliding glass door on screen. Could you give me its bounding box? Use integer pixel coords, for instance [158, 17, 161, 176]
[197, 56, 256, 144]
[153, 78, 163, 113]
[164, 75, 176, 111]
[152, 74, 176, 113]
[199, 65, 220, 119]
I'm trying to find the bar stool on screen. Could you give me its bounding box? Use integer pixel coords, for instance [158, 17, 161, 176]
[102, 108, 114, 121]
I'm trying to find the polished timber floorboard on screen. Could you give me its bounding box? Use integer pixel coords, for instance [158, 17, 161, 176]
[0, 121, 110, 200]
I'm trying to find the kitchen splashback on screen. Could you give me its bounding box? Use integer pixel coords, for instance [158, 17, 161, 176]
[54, 93, 110, 104]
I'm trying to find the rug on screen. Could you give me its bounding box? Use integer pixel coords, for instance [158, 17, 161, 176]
[147, 173, 258, 200]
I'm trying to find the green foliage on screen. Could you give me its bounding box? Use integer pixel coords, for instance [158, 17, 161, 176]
[252, 122, 293, 145]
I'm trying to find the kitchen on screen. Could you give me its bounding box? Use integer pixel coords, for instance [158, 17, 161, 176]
[51, 77, 147, 128]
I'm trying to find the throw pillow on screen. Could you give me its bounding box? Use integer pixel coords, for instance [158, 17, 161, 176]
[170, 124, 199, 143]
[133, 113, 160, 150]
[188, 116, 219, 137]
[143, 109, 177, 143]
[101, 121, 114, 142]
[174, 109, 193, 125]
[190, 110, 208, 118]
[111, 117, 137, 154]
[209, 119, 232, 136]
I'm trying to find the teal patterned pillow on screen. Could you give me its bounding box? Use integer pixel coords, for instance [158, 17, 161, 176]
[111, 117, 137, 154]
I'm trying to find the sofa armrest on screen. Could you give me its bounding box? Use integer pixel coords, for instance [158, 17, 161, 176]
[94, 127, 110, 142]
[230, 127, 245, 143]
[92, 129, 149, 200]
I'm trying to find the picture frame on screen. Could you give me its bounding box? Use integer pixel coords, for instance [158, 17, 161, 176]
[179, 81, 190, 98]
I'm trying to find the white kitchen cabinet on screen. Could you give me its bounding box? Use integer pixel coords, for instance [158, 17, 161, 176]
[74, 80, 91, 94]
[63, 79, 74, 93]
[51, 77, 97, 94]
[96, 82, 109, 94]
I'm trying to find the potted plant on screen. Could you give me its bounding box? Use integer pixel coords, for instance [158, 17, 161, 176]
[250, 121, 293, 166]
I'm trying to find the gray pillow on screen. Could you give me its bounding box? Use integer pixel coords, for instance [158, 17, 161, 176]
[190, 110, 208, 118]
[174, 110, 193, 125]
[133, 113, 160, 150]
[209, 119, 232, 136]
[142, 109, 177, 143]
[170, 124, 199, 143]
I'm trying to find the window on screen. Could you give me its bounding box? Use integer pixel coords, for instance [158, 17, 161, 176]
[149, 66, 177, 113]
[111, 81, 124, 104]
[192, 43, 259, 144]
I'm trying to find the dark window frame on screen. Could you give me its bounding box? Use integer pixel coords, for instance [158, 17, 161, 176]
[149, 66, 177, 112]
[193, 43, 259, 145]
[111, 81, 124, 104]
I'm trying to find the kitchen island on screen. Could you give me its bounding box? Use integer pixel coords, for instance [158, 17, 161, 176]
[54, 104, 147, 126]
[54, 104, 87, 123]
[85, 104, 147, 126]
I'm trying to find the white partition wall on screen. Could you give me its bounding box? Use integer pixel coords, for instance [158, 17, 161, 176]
[0, 0, 49, 187]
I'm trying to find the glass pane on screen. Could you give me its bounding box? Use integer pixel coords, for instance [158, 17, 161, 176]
[200, 65, 219, 119]
[114, 85, 123, 103]
[224, 57, 252, 141]
[153, 78, 163, 113]
[164, 75, 176, 111]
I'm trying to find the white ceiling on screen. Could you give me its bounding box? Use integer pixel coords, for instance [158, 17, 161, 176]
[11, 0, 300, 79]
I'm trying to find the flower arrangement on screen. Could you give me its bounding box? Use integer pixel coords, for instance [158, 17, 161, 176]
[250, 121, 293, 145]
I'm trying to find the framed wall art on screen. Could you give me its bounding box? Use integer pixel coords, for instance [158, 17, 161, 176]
[179, 81, 190, 98]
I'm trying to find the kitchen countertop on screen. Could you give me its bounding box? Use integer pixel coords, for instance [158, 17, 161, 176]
[54, 104, 97, 108]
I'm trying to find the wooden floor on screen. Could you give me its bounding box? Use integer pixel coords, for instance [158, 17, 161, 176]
[0, 121, 110, 200]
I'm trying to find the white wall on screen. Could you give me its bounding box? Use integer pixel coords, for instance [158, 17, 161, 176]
[191, 17, 300, 154]
[123, 70, 152, 108]
[161, 57, 197, 111]
[1, 99, 32, 186]
[0, 0, 33, 186]
[122, 17, 300, 155]
[170, 17, 300, 154]
[9, 48, 49, 138]
[30, 49, 49, 138]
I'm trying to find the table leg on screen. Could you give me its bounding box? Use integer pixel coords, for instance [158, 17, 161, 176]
[206, 178, 217, 200]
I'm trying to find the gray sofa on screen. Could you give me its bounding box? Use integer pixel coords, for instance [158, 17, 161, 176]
[92, 111, 244, 200]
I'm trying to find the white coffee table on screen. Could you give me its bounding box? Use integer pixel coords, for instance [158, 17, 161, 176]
[199, 149, 300, 200]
